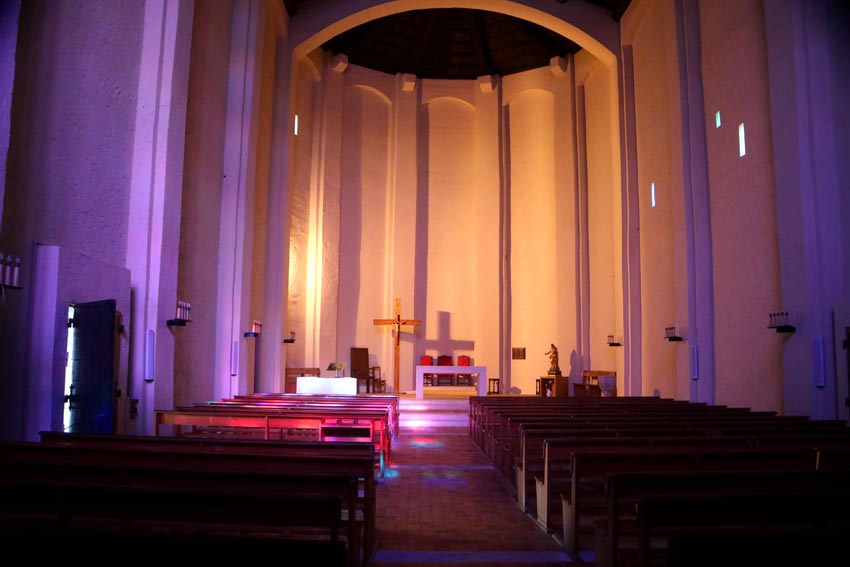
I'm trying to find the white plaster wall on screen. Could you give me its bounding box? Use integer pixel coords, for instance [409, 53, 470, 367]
[287, 60, 318, 369]
[507, 89, 560, 394]
[584, 62, 620, 383]
[421, 98, 477, 364]
[630, 0, 678, 398]
[699, 0, 783, 413]
[0, 0, 143, 439]
[176, 0, 233, 406]
[338, 85, 391, 369]
[244, 9, 277, 393]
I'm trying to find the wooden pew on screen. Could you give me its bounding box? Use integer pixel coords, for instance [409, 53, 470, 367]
[598, 468, 850, 567]
[525, 423, 850, 521]
[0, 526, 349, 565]
[231, 392, 401, 440]
[664, 526, 849, 567]
[28, 434, 377, 566]
[633, 490, 850, 567]
[154, 403, 392, 476]
[558, 447, 822, 559]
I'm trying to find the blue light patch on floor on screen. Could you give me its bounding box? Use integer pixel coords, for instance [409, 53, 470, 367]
[391, 464, 492, 470]
[372, 550, 577, 563]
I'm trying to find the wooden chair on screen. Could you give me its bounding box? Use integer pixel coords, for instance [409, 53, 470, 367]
[420, 355, 437, 386]
[456, 355, 473, 386]
[369, 366, 385, 393]
[581, 369, 617, 397]
[436, 355, 454, 386]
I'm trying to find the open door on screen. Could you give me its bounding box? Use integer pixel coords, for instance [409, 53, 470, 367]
[64, 299, 119, 433]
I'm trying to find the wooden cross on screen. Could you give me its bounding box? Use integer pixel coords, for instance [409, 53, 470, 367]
[373, 298, 421, 393]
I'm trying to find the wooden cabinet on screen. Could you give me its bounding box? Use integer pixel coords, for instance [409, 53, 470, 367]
[537, 374, 569, 397]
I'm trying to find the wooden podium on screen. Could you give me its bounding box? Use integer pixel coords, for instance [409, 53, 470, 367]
[537, 373, 569, 397]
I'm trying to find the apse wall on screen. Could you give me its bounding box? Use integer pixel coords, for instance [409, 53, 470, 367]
[0, 1, 143, 439]
[287, 59, 319, 369]
[176, 0, 233, 406]
[699, 0, 783, 412]
[337, 82, 391, 370]
[420, 95, 478, 367]
[582, 55, 621, 388]
[628, 0, 680, 399]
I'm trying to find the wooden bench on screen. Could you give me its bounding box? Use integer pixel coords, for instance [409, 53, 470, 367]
[0, 526, 349, 565]
[30, 434, 377, 566]
[558, 447, 822, 559]
[633, 490, 850, 567]
[664, 526, 848, 567]
[598, 468, 850, 567]
[155, 404, 392, 476]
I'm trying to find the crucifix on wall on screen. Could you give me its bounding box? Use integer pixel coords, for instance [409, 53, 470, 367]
[374, 298, 421, 393]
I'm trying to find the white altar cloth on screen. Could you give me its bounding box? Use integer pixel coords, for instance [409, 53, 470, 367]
[415, 365, 487, 399]
[296, 376, 358, 395]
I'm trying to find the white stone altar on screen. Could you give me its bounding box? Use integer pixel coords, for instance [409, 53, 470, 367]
[415, 365, 488, 399]
[296, 376, 358, 395]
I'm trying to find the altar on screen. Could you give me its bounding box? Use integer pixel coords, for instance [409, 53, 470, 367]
[296, 376, 358, 395]
[415, 365, 488, 399]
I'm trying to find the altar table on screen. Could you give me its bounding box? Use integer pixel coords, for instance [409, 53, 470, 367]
[296, 376, 358, 395]
[415, 365, 487, 399]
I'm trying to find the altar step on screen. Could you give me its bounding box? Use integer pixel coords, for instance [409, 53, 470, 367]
[398, 396, 470, 430]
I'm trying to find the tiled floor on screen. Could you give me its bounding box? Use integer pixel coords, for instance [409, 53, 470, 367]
[371, 397, 577, 566]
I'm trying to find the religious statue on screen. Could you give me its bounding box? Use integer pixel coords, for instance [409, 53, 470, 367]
[545, 344, 560, 375]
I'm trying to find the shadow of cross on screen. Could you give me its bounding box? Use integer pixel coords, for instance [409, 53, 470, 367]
[419, 311, 475, 386]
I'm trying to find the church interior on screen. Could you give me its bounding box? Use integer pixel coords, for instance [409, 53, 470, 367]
[1, 0, 850, 564]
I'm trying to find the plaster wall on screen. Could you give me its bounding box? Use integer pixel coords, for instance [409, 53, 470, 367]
[699, 0, 782, 413]
[420, 98, 477, 365]
[583, 62, 620, 383]
[0, 0, 21, 228]
[630, 0, 678, 398]
[244, 9, 277, 393]
[507, 88, 560, 394]
[287, 60, 318, 369]
[0, 0, 142, 439]
[176, 0, 233, 406]
[338, 84, 391, 372]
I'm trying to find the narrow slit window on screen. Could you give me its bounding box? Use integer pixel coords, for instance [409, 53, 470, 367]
[651, 182, 656, 208]
[738, 123, 746, 156]
[294, 114, 299, 136]
[715, 111, 721, 128]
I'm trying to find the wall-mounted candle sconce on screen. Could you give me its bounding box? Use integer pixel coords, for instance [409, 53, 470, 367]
[664, 326, 683, 342]
[0, 251, 22, 290]
[167, 300, 192, 327]
[283, 331, 296, 344]
[244, 320, 262, 338]
[607, 334, 622, 347]
[768, 311, 795, 333]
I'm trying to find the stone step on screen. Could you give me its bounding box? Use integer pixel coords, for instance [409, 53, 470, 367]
[398, 396, 470, 429]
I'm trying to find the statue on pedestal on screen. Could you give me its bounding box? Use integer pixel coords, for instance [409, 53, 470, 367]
[545, 344, 560, 375]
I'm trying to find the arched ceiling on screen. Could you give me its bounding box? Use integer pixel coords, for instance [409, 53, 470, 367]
[283, 1, 633, 80]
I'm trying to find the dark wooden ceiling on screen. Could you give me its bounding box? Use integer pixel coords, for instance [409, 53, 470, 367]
[283, 1, 633, 80]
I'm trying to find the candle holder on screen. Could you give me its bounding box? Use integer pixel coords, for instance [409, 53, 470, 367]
[768, 311, 795, 333]
[664, 326, 682, 342]
[167, 300, 192, 327]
